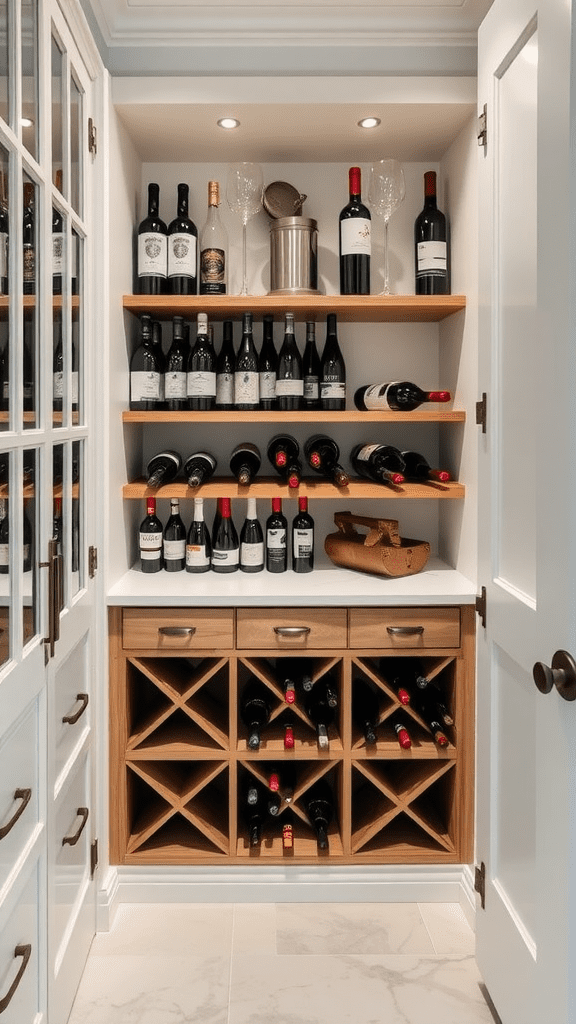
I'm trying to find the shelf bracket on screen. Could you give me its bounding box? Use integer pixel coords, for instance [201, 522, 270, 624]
[476, 392, 487, 433]
[475, 586, 487, 629]
[475, 861, 486, 909]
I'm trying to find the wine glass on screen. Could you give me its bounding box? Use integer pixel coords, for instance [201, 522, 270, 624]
[226, 162, 263, 295]
[368, 159, 406, 295]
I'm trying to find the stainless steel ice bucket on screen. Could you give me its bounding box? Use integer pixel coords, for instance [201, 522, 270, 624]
[269, 216, 319, 294]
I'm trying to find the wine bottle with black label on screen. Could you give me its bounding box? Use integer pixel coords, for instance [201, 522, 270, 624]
[320, 313, 346, 410]
[292, 496, 314, 573]
[414, 170, 449, 295]
[163, 498, 186, 572]
[339, 166, 370, 295]
[137, 183, 167, 294]
[167, 182, 197, 294]
[139, 497, 163, 573]
[266, 497, 288, 573]
[186, 496, 211, 573]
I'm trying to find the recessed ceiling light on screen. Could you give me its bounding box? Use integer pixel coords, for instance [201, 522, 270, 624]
[21, 117, 34, 128]
[217, 117, 240, 130]
[358, 117, 381, 129]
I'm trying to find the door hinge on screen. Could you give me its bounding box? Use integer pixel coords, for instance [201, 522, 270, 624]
[88, 117, 97, 156]
[90, 838, 98, 879]
[475, 585, 487, 629]
[475, 861, 486, 909]
[88, 545, 98, 578]
[478, 103, 487, 149]
[476, 392, 487, 433]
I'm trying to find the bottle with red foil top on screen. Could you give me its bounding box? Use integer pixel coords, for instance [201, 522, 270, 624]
[211, 497, 239, 573]
[139, 497, 163, 573]
[304, 434, 350, 487]
[350, 442, 405, 487]
[354, 382, 451, 412]
[391, 716, 412, 750]
[400, 450, 451, 483]
[266, 433, 301, 489]
[282, 814, 294, 851]
[339, 166, 371, 295]
[283, 714, 295, 749]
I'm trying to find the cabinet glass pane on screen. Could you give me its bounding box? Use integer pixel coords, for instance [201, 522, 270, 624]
[53, 442, 65, 610]
[22, 447, 36, 644]
[70, 72, 83, 217]
[72, 439, 82, 593]
[51, 34, 64, 191]
[22, 173, 36, 430]
[0, 1, 8, 128]
[0, 450, 9, 666]
[72, 229, 81, 422]
[52, 306, 63, 426]
[0, 144, 8, 432]
[21, 0, 38, 161]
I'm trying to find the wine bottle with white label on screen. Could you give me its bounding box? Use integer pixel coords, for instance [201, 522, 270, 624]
[186, 497, 211, 573]
[240, 497, 264, 573]
[130, 314, 162, 411]
[276, 312, 303, 411]
[216, 320, 235, 410]
[163, 498, 186, 572]
[187, 312, 216, 410]
[258, 315, 277, 410]
[354, 381, 450, 412]
[167, 183, 197, 294]
[414, 171, 449, 295]
[139, 497, 163, 573]
[234, 312, 259, 409]
[137, 183, 167, 294]
[339, 166, 370, 295]
[211, 497, 239, 573]
[165, 316, 189, 411]
[320, 314, 345, 410]
[200, 180, 227, 295]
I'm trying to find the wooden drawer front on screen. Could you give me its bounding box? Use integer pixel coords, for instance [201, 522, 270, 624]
[123, 608, 234, 650]
[349, 607, 461, 649]
[236, 607, 347, 649]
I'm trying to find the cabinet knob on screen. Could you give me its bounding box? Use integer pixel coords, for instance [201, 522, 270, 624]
[533, 650, 576, 701]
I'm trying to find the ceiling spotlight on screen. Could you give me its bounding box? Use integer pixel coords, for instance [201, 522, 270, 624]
[358, 117, 381, 129]
[217, 117, 240, 130]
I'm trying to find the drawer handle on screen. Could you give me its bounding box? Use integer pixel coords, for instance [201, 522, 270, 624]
[158, 626, 196, 637]
[387, 625, 425, 636]
[62, 692, 89, 725]
[62, 806, 89, 847]
[0, 943, 32, 1013]
[274, 626, 311, 638]
[0, 788, 32, 841]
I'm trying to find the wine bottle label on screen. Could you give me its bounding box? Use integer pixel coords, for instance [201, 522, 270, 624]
[71, 371, 78, 404]
[131, 371, 161, 401]
[259, 370, 276, 400]
[52, 232, 64, 274]
[212, 547, 239, 566]
[138, 232, 167, 278]
[187, 370, 216, 397]
[200, 248, 225, 289]
[241, 541, 264, 566]
[416, 240, 447, 276]
[0, 233, 7, 280]
[234, 371, 259, 405]
[340, 218, 371, 256]
[216, 372, 234, 405]
[293, 528, 313, 556]
[139, 531, 162, 550]
[163, 538, 185, 559]
[0, 543, 8, 565]
[320, 381, 346, 399]
[276, 379, 304, 397]
[168, 233, 197, 278]
[53, 371, 64, 398]
[23, 244, 34, 285]
[165, 371, 187, 399]
[186, 543, 210, 567]
[267, 528, 286, 550]
[304, 376, 319, 400]
[355, 443, 381, 461]
[359, 383, 396, 410]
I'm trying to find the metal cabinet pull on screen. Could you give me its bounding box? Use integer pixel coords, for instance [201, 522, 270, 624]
[0, 944, 32, 1013]
[0, 789, 32, 841]
[42, 538, 60, 659]
[158, 626, 196, 637]
[386, 625, 424, 636]
[62, 693, 89, 725]
[62, 806, 89, 846]
[273, 626, 311, 637]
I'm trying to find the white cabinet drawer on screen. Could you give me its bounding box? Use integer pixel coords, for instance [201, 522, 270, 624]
[0, 857, 41, 1024]
[0, 702, 40, 893]
[51, 749, 91, 963]
[54, 637, 91, 784]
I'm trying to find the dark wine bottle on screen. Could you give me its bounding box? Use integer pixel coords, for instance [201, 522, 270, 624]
[163, 497, 186, 572]
[187, 312, 216, 410]
[302, 320, 320, 409]
[401, 450, 451, 483]
[320, 313, 346, 410]
[145, 449, 181, 488]
[164, 316, 189, 410]
[0, 500, 7, 574]
[52, 173, 63, 295]
[230, 442, 261, 486]
[305, 779, 334, 850]
[266, 434, 302, 490]
[129, 314, 162, 411]
[278, 661, 297, 704]
[414, 170, 448, 295]
[184, 450, 217, 488]
[216, 320, 235, 410]
[22, 181, 35, 295]
[137, 182, 167, 294]
[283, 713, 295, 750]
[258, 314, 277, 410]
[0, 172, 8, 296]
[186, 496, 211, 573]
[211, 496, 239, 573]
[339, 166, 370, 295]
[414, 695, 449, 747]
[292, 496, 314, 573]
[276, 312, 303, 411]
[390, 715, 412, 750]
[234, 311, 259, 410]
[139, 497, 163, 573]
[352, 678, 380, 744]
[240, 681, 271, 749]
[304, 434, 350, 487]
[167, 182, 197, 294]
[350, 442, 405, 486]
[23, 322, 34, 413]
[240, 497, 264, 573]
[268, 764, 295, 804]
[266, 497, 287, 573]
[243, 781, 266, 847]
[151, 320, 166, 409]
[354, 381, 451, 412]
[305, 682, 334, 750]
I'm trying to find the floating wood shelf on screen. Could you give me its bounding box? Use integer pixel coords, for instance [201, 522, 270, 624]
[122, 408, 466, 424]
[123, 476, 465, 500]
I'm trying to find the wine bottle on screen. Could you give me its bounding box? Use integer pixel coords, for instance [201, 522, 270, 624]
[401, 450, 451, 483]
[52, 171, 64, 295]
[268, 764, 295, 804]
[243, 781, 266, 847]
[186, 496, 211, 573]
[302, 320, 320, 409]
[320, 313, 346, 410]
[184, 450, 217, 488]
[23, 181, 35, 295]
[283, 714, 295, 749]
[0, 172, 8, 296]
[216, 320, 235, 410]
[276, 312, 303, 411]
[164, 316, 189, 410]
[414, 170, 448, 295]
[339, 166, 370, 295]
[187, 312, 216, 410]
[278, 661, 297, 704]
[304, 434, 350, 487]
[129, 314, 162, 411]
[52, 320, 64, 412]
[414, 696, 449, 747]
[258, 314, 277, 410]
[305, 683, 334, 750]
[266, 434, 302, 490]
[167, 182, 197, 294]
[240, 681, 271, 749]
[139, 497, 163, 573]
[292, 496, 314, 573]
[211, 496, 239, 573]
[137, 182, 167, 294]
[23, 322, 34, 412]
[145, 449, 182, 488]
[0, 499, 8, 574]
[199, 180, 227, 295]
[390, 715, 412, 750]
[352, 678, 380, 744]
[305, 779, 334, 850]
[354, 381, 451, 412]
[163, 498, 186, 572]
[350, 442, 405, 486]
[266, 497, 287, 573]
[151, 321, 166, 408]
[381, 656, 430, 693]
[234, 312, 259, 410]
[240, 497, 264, 573]
[282, 811, 294, 850]
[230, 443, 261, 486]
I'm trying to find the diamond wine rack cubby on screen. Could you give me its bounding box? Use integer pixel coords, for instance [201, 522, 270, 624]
[109, 604, 474, 866]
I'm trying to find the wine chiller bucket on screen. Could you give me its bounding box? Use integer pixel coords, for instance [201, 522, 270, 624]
[269, 216, 319, 294]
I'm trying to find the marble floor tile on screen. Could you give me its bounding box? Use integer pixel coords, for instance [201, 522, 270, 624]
[229, 952, 494, 1024]
[275, 902, 435, 955]
[89, 903, 235, 958]
[67, 953, 230, 1024]
[232, 903, 278, 954]
[418, 902, 476, 955]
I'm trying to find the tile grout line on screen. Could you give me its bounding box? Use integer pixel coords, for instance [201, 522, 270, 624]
[416, 902, 440, 955]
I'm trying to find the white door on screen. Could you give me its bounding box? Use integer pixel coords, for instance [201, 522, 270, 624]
[476, 1, 576, 1022]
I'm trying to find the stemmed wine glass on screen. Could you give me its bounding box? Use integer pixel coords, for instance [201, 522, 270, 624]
[226, 162, 263, 295]
[368, 159, 406, 295]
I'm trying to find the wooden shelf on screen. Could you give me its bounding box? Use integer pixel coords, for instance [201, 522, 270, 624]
[122, 408, 465, 424]
[123, 293, 466, 323]
[123, 475, 465, 500]
[0, 295, 80, 319]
